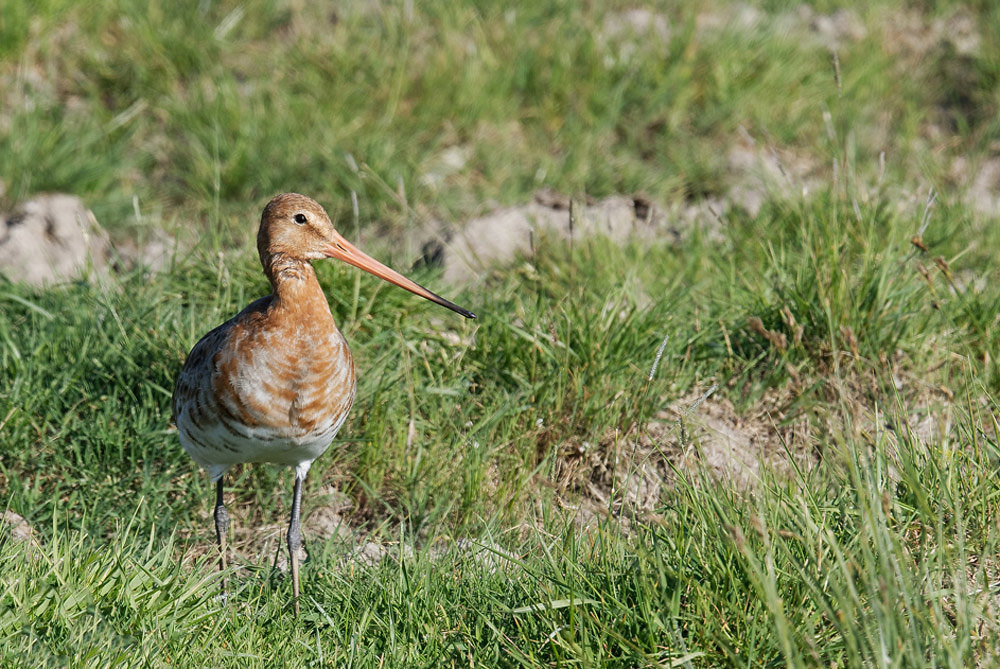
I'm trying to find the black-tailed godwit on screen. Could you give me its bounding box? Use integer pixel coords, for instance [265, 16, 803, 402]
[172, 193, 474, 614]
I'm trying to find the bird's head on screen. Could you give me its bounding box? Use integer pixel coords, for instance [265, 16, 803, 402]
[258, 193, 475, 319]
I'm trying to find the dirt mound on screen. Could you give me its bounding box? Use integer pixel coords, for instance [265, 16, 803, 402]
[552, 386, 815, 531]
[0, 194, 109, 287]
[552, 371, 960, 532]
[1, 510, 41, 560]
[438, 190, 683, 283]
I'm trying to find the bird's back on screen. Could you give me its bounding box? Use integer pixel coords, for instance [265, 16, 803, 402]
[172, 293, 356, 481]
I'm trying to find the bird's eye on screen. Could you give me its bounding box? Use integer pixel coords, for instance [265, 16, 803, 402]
[293, 213, 307, 225]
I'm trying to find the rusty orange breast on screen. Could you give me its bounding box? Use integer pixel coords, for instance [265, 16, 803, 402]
[173, 261, 356, 477]
[216, 270, 355, 430]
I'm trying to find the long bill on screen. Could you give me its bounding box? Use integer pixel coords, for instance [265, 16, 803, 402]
[322, 233, 476, 319]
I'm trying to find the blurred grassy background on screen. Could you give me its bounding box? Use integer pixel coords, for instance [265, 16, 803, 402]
[3, 1, 1000, 666]
[4, 0, 999, 236]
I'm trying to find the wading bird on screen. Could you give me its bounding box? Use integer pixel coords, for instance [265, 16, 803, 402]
[172, 193, 475, 614]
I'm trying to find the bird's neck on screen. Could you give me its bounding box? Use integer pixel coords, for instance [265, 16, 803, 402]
[263, 253, 332, 317]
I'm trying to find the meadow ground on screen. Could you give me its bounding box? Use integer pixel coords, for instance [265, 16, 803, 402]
[2, 1, 1000, 666]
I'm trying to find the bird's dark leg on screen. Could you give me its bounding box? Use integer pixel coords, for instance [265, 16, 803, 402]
[214, 478, 229, 593]
[287, 474, 304, 617]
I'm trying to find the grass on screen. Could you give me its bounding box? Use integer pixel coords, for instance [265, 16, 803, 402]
[3, 0, 1000, 666]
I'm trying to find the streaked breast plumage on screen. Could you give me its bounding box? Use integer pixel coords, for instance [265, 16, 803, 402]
[172, 292, 356, 482]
